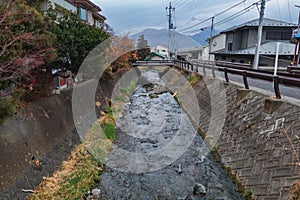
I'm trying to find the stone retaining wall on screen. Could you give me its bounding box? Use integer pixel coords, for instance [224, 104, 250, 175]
[193, 76, 300, 199]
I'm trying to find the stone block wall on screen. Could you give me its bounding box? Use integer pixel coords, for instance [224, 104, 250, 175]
[193, 76, 300, 199]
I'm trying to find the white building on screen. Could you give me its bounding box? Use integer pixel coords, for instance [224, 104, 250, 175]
[43, 0, 106, 28]
[211, 18, 297, 67]
[151, 45, 169, 58]
[177, 46, 204, 61]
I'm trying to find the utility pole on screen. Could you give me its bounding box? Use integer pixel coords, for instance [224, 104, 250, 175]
[292, 5, 300, 66]
[209, 17, 214, 60]
[166, 2, 175, 58]
[253, 0, 266, 69]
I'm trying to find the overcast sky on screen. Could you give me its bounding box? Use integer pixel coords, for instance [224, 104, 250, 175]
[93, 0, 299, 35]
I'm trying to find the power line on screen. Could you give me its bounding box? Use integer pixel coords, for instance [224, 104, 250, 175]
[178, 0, 250, 32]
[213, 3, 257, 27]
[214, 0, 247, 17]
[181, 2, 258, 34]
[286, 0, 293, 22]
[175, 0, 208, 21]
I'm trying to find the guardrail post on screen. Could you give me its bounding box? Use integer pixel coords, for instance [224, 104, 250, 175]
[224, 68, 229, 83]
[273, 76, 281, 99]
[191, 64, 193, 72]
[212, 67, 216, 78]
[242, 71, 249, 89]
[203, 67, 206, 75]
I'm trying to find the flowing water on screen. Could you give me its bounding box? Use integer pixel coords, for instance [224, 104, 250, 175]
[97, 69, 243, 200]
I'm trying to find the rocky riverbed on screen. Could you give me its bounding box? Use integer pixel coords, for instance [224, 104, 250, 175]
[92, 69, 243, 200]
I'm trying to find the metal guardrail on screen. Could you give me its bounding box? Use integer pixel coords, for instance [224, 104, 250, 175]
[287, 66, 300, 74]
[133, 60, 174, 67]
[133, 59, 300, 99]
[173, 59, 300, 99]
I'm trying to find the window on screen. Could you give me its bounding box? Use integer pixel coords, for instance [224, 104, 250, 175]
[231, 59, 235, 63]
[192, 53, 198, 59]
[162, 50, 166, 52]
[228, 43, 233, 51]
[266, 30, 291, 40]
[95, 20, 99, 27]
[240, 60, 245, 63]
[79, 7, 87, 21]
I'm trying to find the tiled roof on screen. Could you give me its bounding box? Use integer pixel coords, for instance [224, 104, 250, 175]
[67, 0, 101, 11]
[213, 41, 295, 55]
[144, 52, 165, 60]
[221, 18, 297, 33]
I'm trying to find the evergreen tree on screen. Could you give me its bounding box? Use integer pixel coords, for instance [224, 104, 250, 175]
[136, 34, 150, 60]
[48, 8, 109, 74]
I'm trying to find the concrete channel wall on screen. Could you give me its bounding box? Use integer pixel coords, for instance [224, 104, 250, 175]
[0, 77, 116, 199]
[192, 76, 300, 199]
[0, 89, 77, 199]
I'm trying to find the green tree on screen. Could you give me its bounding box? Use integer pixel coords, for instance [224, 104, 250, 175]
[49, 8, 109, 74]
[136, 34, 150, 60]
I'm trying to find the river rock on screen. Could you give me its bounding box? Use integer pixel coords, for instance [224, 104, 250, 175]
[193, 183, 206, 195]
[92, 188, 101, 196]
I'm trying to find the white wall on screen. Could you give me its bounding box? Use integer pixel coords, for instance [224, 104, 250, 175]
[151, 45, 169, 57]
[211, 34, 226, 52]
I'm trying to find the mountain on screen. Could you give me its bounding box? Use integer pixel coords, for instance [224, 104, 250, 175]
[190, 30, 220, 45]
[130, 28, 200, 49]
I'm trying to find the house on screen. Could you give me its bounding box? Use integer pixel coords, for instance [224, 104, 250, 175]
[68, 0, 106, 28]
[177, 46, 203, 61]
[42, 0, 106, 92]
[209, 18, 297, 67]
[45, 0, 77, 17]
[144, 52, 166, 61]
[44, 0, 106, 28]
[151, 45, 169, 58]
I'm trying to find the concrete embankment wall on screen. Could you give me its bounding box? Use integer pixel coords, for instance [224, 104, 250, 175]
[0, 77, 116, 199]
[0, 89, 77, 199]
[192, 76, 300, 199]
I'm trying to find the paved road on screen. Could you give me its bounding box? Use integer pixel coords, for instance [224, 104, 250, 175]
[200, 68, 300, 101]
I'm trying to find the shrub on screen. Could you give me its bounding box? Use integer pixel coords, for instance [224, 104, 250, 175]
[0, 92, 21, 124]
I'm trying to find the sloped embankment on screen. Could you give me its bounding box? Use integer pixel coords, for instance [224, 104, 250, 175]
[0, 76, 117, 199]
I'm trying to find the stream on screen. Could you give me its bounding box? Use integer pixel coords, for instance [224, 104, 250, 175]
[97, 69, 243, 200]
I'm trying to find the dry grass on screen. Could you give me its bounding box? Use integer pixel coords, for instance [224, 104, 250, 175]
[27, 144, 103, 200]
[27, 108, 116, 200]
[288, 181, 300, 200]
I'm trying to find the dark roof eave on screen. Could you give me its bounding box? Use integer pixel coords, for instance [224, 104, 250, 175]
[67, 0, 101, 12]
[93, 12, 106, 21]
